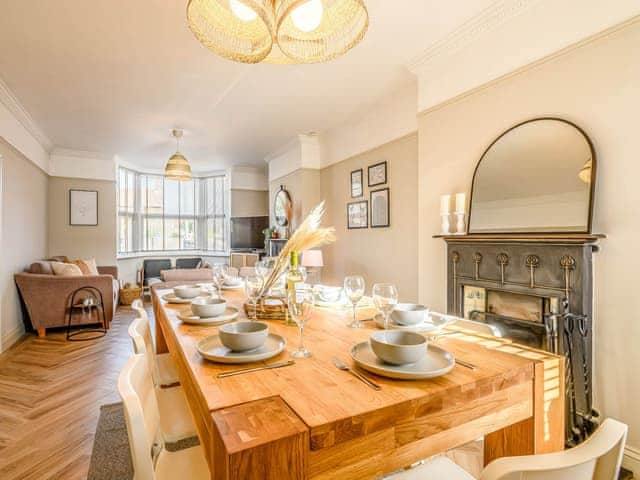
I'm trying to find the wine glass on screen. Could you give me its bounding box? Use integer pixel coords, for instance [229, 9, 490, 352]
[287, 288, 315, 358]
[212, 264, 228, 297]
[372, 283, 399, 330]
[255, 260, 270, 281]
[245, 276, 263, 321]
[344, 275, 365, 328]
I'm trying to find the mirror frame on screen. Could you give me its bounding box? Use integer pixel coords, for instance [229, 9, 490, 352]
[467, 117, 597, 235]
[273, 185, 292, 227]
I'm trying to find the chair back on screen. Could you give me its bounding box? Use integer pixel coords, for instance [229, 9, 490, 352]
[142, 259, 172, 282]
[175, 257, 202, 269]
[118, 354, 162, 480]
[481, 418, 628, 480]
[127, 313, 161, 386]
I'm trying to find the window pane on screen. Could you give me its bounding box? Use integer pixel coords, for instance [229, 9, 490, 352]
[164, 218, 179, 250]
[215, 177, 224, 215]
[119, 215, 133, 252]
[127, 172, 135, 211]
[164, 179, 179, 216]
[180, 219, 196, 249]
[207, 219, 214, 250]
[145, 176, 163, 215]
[180, 181, 195, 216]
[144, 217, 163, 251]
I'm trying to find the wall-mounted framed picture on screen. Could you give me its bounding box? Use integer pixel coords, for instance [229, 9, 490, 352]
[347, 200, 368, 229]
[370, 187, 390, 228]
[350, 168, 363, 198]
[367, 160, 387, 187]
[69, 189, 98, 226]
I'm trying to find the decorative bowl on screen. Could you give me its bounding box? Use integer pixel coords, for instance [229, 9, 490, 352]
[173, 285, 201, 299]
[191, 297, 226, 318]
[219, 321, 269, 352]
[369, 330, 427, 365]
[391, 303, 429, 326]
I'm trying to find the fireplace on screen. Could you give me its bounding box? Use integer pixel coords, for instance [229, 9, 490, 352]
[442, 234, 603, 446]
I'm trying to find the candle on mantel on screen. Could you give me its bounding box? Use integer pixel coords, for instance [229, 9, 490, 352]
[455, 193, 466, 214]
[440, 195, 451, 215]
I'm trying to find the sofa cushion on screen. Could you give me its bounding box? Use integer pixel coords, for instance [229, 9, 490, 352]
[51, 261, 83, 277]
[29, 261, 53, 275]
[72, 258, 99, 275]
[48, 255, 70, 263]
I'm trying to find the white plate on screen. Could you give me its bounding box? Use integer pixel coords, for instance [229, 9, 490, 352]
[177, 307, 240, 325]
[350, 341, 455, 380]
[196, 333, 286, 364]
[374, 312, 454, 333]
[162, 292, 209, 304]
[222, 283, 244, 290]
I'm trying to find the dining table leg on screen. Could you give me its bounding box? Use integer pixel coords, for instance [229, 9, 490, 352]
[210, 396, 309, 480]
[484, 358, 565, 464]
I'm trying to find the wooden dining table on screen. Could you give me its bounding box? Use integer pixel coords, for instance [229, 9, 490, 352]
[152, 287, 564, 480]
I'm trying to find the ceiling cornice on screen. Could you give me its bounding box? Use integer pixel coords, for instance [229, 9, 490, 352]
[0, 77, 53, 152]
[407, 0, 541, 74]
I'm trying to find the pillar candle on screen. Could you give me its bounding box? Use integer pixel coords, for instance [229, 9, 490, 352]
[440, 195, 451, 215]
[455, 193, 466, 213]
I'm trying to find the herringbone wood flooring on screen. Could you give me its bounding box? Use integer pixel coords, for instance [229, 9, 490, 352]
[0, 306, 142, 480]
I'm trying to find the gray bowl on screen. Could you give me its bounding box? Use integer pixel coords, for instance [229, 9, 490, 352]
[369, 330, 427, 365]
[191, 297, 226, 318]
[391, 303, 429, 326]
[173, 284, 201, 299]
[219, 321, 269, 352]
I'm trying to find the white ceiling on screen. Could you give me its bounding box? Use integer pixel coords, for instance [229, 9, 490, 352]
[0, 0, 496, 171]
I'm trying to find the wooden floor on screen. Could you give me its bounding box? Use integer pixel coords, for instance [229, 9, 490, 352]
[0, 306, 140, 480]
[0, 304, 481, 480]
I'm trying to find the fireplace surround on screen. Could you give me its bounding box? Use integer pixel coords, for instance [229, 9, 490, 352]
[441, 233, 603, 446]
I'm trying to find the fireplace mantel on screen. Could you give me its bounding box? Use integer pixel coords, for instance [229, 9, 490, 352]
[433, 233, 605, 245]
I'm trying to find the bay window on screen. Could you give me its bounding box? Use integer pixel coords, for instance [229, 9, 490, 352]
[117, 167, 228, 255]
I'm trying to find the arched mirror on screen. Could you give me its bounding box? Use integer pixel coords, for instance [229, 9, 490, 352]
[273, 185, 292, 227]
[468, 118, 595, 234]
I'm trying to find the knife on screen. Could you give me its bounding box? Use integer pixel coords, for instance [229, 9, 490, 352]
[217, 360, 295, 378]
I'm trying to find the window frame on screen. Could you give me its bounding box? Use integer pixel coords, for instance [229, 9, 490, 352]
[117, 166, 229, 257]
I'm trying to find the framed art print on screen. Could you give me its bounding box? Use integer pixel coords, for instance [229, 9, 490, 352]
[70, 189, 98, 226]
[370, 187, 390, 228]
[367, 161, 387, 187]
[347, 200, 368, 229]
[350, 168, 363, 198]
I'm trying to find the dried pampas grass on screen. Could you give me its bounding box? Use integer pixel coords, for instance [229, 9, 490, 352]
[260, 201, 335, 297]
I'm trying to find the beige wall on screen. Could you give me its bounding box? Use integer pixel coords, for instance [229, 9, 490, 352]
[418, 22, 640, 449]
[0, 139, 48, 350]
[321, 133, 419, 301]
[231, 189, 268, 218]
[269, 168, 321, 233]
[48, 177, 117, 266]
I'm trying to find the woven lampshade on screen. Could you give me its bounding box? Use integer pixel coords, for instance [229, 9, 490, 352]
[187, 0, 275, 64]
[276, 0, 368, 63]
[187, 0, 368, 64]
[165, 152, 192, 181]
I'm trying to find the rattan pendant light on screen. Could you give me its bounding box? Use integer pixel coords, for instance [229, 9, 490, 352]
[186, 0, 368, 64]
[164, 129, 192, 181]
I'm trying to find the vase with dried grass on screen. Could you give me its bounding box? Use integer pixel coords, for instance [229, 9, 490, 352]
[243, 201, 336, 321]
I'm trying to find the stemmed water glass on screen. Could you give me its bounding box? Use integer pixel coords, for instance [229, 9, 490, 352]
[212, 264, 228, 298]
[287, 288, 315, 358]
[255, 260, 270, 281]
[372, 283, 398, 330]
[245, 276, 263, 321]
[344, 275, 365, 328]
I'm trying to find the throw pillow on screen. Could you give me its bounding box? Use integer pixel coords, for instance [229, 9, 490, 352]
[51, 261, 83, 277]
[71, 258, 99, 275]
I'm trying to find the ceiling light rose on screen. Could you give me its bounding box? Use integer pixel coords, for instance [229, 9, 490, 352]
[165, 129, 192, 181]
[186, 0, 368, 64]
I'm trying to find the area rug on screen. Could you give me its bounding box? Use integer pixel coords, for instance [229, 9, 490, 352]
[87, 402, 199, 480]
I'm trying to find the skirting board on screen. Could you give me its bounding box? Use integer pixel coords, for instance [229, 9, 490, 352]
[623, 445, 640, 476]
[1, 324, 25, 352]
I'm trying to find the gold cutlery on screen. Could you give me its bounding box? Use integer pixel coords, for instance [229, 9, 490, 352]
[332, 356, 382, 390]
[455, 358, 477, 371]
[217, 360, 295, 378]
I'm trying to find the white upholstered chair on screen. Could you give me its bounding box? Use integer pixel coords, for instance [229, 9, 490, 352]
[130, 300, 179, 387]
[387, 418, 627, 480]
[118, 354, 209, 480]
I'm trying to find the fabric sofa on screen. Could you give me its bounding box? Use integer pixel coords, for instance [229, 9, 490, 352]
[15, 261, 119, 337]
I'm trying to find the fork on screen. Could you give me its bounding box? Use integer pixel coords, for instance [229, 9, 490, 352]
[332, 357, 381, 391]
